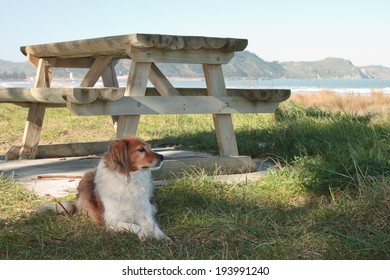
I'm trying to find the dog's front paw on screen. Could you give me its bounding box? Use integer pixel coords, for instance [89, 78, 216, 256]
[136, 228, 150, 241]
[153, 229, 172, 243]
[137, 228, 172, 243]
[156, 233, 172, 243]
[162, 235, 173, 244]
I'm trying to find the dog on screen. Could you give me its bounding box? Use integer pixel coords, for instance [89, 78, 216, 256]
[38, 136, 170, 241]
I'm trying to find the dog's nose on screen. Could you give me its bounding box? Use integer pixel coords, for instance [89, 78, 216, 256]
[158, 154, 164, 161]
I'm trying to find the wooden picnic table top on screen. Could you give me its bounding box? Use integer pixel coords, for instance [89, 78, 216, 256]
[20, 33, 248, 59]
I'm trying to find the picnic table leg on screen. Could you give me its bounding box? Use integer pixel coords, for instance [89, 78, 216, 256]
[149, 63, 180, 96]
[116, 61, 151, 138]
[101, 59, 119, 88]
[203, 64, 239, 156]
[80, 56, 114, 87]
[19, 58, 54, 159]
[19, 104, 46, 159]
[101, 59, 120, 129]
[79, 55, 120, 130]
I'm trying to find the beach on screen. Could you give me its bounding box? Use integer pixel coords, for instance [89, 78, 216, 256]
[1, 78, 390, 95]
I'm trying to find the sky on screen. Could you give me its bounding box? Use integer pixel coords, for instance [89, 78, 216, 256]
[1, 0, 389, 66]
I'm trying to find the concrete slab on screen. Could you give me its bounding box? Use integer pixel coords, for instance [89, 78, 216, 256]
[0, 148, 272, 198]
[0, 156, 99, 197]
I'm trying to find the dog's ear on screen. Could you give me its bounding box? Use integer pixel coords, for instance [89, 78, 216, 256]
[108, 140, 129, 171]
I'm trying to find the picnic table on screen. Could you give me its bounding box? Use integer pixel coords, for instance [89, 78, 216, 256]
[0, 33, 290, 175]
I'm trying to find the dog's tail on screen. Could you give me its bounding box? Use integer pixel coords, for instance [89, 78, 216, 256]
[35, 200, 77, 215]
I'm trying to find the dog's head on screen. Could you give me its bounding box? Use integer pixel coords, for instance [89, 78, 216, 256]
[104, 136, 164, 174]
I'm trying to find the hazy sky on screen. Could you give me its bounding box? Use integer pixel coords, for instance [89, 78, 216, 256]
[1, 0, 389, 66]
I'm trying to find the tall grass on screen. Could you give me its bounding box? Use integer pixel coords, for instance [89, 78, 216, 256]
[1, 90, 389, 259]
[291, 89, 390, 116]
[271, 101, 389, 190]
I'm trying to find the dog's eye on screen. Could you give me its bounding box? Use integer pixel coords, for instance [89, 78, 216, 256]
[137, 147, 146, 153]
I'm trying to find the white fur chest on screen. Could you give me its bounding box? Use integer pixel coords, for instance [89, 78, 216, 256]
[94, 161, 155, 224]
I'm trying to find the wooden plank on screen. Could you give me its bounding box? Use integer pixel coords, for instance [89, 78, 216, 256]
[24, 56, 95, 69]
[183, 36, 206, 49]
[0, 87, 290, 103]
[10, 102, 66, 108]
[0, 88, 127, 103]
[203, 64, 238, 156]
[128, 47, 234, 64]
[148, 63, 180, 96]
[34, 57, 54, 88]
[101, 60, 120, 128]
[152, 156, 257, 180]
[21, 34, 248, 59]
[166, 88, 291, 102]
[26, 53, 40, 67]
[0, 88, 98, 104]
[94, 88, 123, 101]
[22, 56, 95, 68]
[101, 59, 119, 88]
[6, 141, 111, 160]
[157, 35, 185, 50]
[79, 56, 113, 87]
[100, 62, 122, 101]
[116, 61, 151, 138]
[125, 62, 152, 96]
[68, 96, 279, 115]
[205, 37, 229, 49]
[19, 58, 55, 159]
[136, 33, 242, 51]
[19, 103, 46, 159]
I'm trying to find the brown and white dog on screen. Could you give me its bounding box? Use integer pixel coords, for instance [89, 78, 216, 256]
[39, 136, 169, 241]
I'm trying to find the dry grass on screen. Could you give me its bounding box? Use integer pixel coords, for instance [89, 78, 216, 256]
[291, 90, 390, 117]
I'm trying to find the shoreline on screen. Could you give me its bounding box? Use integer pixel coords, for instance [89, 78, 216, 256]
[1, 78, 390, 95]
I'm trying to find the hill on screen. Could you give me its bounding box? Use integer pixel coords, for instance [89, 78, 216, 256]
[359, 65, 390, 79]
[114, 51, 288, 79]
[281, 57, 371, 79]
[0, 59, 35, 79]
[221, 51, 287, 79]
[1, 52, 390, 80]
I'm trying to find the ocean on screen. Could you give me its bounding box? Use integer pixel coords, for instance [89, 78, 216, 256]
[1, 79, 390, 95]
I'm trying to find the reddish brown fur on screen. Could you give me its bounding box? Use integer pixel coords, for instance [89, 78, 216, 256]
[103, 136, 162, 173]
[76, 170, 104, 224]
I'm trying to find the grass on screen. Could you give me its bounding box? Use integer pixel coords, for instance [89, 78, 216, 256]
[0, 90, 389, 259]
[291, 89, 390, 117]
